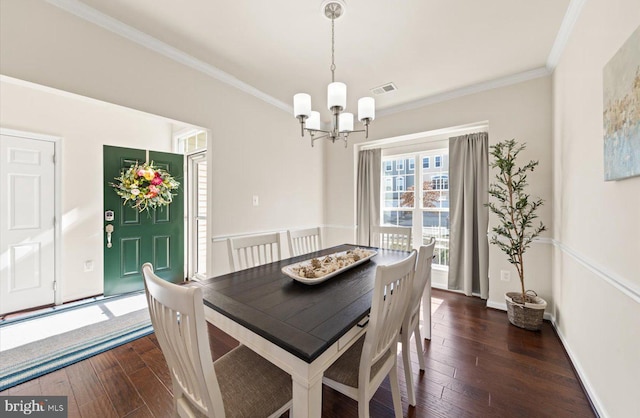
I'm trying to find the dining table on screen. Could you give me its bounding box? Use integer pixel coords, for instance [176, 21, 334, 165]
[196, 243, 411, 418]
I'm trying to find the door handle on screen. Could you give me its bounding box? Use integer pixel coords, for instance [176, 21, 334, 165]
[105, 224, 114, 248]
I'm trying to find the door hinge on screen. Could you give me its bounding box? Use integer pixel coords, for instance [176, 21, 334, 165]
[52, 153, 56, 163]
[53, 281, 57, 291]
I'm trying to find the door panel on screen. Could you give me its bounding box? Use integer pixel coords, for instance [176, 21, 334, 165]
[103, 146, 184, 296]
[0, 135, 55, 315]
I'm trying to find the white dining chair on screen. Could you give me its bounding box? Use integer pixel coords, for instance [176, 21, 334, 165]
[227, 232, 281, 272]
[401, 237, 436, 406]
[322, 251, 417, 418]
[287, 227, 323, 256]
[370, 225, 412, 251]
[142, 263, 292, 418]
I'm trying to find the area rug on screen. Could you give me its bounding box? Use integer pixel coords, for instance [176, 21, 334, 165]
[0, 306, 152, 391]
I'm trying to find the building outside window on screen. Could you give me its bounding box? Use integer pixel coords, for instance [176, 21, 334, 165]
[381, 150, 450, 266]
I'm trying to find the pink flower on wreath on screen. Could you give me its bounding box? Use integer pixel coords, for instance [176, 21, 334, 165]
[151, 176, 163, 185]
[149, 185, 159, 194]
[136, 169, 145, 177]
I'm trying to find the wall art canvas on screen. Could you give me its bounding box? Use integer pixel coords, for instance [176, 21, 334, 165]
[603, 25, 640, 181]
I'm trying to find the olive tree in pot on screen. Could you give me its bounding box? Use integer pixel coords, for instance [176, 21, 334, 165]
[487, 139, 547, 331]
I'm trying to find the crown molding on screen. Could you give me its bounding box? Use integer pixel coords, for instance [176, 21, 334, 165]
[377, 67, 552, 117]
[44, 0, 293, 114]
[546, 0, 589, 70]
[45, 0, 582, 119]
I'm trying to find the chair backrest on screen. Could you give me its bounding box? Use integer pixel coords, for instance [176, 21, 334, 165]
[370, 225, 412, 251]
[227, 232, 281, 272]
[287, 227, 322, 257]
[360, 251, 416, 387]
[405, 238, 436, 328]
[142, 263, 225, 417]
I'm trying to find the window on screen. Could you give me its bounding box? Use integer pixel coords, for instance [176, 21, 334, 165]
[187, 152, 207, 279]
[396, 159, 405, 171]
[384, 161, 393, 172]
[382, 149, 449, 267]
[431, 174, 449, 190]
[385, 177, 393, 191]
[176, 129, 207, 154]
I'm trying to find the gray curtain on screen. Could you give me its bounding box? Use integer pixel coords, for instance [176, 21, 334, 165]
[448, 132, 489, 298]
[356, 149, 381, 246]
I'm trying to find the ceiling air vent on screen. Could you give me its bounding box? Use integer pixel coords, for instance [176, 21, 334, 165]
[370, 82, 397, 95]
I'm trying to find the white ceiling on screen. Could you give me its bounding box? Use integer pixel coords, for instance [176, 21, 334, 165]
[55, 0, 572, 117]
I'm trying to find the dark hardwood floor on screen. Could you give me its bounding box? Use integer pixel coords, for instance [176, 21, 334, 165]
[0, 289, 595, 417]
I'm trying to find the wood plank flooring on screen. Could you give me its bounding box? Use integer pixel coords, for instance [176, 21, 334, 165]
[1, 289, 595, 417]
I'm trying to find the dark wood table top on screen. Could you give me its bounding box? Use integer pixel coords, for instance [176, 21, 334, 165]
[198, 244, 410, 362]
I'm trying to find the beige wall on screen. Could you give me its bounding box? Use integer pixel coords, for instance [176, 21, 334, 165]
[0, 80, 177, 301]
[552, 0, 640, 416]
[324, 76, 555, 312]
[0, 1, 323, 283]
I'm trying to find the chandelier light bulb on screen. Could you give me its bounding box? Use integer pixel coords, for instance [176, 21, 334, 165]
[306, 111, 321, 130]
[339, 113, 354, 132]
[293, 93, 312, 118]
[358, 97, 375, 122]
[327, 82, 347, 110]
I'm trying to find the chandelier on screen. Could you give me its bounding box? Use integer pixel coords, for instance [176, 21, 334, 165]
[293, 0, 375, 147]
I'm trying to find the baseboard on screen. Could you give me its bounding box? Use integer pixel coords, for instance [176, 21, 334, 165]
[484, 300, 604, 416]
[550, 318, 605, 418]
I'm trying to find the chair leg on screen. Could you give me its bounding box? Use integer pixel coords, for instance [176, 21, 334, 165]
[413, 323, 425, 371]
[423, 289, 431, 340]
[357, 396, 370, 418]
[389, 362, 404, 418]
[402, 334, 416, 406]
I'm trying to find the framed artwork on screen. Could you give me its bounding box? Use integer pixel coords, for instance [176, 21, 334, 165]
[603, 25, 640, 181]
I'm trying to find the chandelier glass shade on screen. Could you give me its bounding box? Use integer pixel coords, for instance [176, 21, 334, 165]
[293, 0, 375, 147]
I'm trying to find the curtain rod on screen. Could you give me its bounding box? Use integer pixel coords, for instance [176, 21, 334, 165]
[359, 122, 488, 151]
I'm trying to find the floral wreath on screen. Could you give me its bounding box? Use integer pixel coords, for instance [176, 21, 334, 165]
[111, 161, 180, 212]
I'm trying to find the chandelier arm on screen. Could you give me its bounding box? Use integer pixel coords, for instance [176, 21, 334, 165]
[296, 115, 308, 137]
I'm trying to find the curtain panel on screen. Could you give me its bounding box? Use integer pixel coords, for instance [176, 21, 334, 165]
[356, 149, 381, 246]
[448, 132, 489, 298]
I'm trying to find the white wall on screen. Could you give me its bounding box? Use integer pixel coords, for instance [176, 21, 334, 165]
[0, 0, 323, 280]
[324, 76, 554, 311]
[552, 0, 640, 416]
[0, 80, 176, 301]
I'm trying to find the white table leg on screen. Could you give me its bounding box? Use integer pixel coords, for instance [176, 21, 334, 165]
[292, 374, 323, 418]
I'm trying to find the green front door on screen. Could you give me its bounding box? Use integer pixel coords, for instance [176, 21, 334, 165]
[103, 145, 184, 296]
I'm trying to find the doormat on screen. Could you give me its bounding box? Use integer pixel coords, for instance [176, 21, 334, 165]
[0, 308, 152, 391]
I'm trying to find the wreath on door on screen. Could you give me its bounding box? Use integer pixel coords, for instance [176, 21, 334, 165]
[111, 162, 180, 212]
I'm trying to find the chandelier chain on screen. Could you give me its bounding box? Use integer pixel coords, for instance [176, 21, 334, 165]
[330, 15, 335, 82]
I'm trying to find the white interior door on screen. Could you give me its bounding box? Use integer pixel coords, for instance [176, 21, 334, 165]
[0, 134, 56, 315]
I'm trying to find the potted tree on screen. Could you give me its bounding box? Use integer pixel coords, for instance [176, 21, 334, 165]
[487, 139, 547, 331]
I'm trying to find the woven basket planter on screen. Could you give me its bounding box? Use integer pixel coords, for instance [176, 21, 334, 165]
[505, 292, 547, 331]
